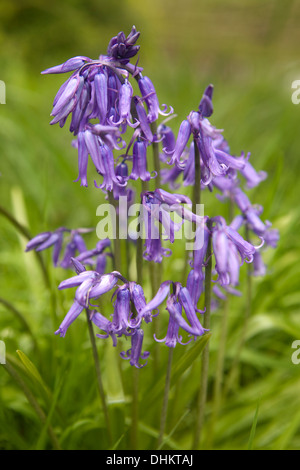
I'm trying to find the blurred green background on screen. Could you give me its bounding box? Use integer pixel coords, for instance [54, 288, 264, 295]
[0, 0, 300, 450]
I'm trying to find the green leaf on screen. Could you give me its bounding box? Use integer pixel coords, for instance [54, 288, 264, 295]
[142, 333, 211, 408]
[16, 350, 51, 399]
[247, 398, 260, 450]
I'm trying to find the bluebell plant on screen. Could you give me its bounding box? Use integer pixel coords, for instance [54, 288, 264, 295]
[25, 26, 278, 447]
[26, 24, 278, 365]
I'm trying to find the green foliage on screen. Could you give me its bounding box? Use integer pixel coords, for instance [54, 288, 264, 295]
[0, 0, 300, 450]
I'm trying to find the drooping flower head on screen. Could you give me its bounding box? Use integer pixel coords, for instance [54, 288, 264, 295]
[25, 227, 93, 268]
[140, 280, 208, 347]
[120, 328, 150, 369]
[42, 27, 172, 191]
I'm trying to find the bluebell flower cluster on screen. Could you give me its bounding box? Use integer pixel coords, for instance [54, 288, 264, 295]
[42, 26, 172, 196]
[26, 27, 278, 368]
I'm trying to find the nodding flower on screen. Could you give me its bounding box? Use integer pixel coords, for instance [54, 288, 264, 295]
[54, 269, 124, 336]
[130, 138, 152, 182]
[25, 227, 92, 268]
[41, 27, 174, 189]
[59, 269, 124, 307]
[163, 86, 248, 185]
[138, 75, 173, 123]
[110, 80, 138, 129]
[139, 280, 208, 342]
[120, 328, 150, 369]
[210, 216, 259, 287]
[154, 296, 193, 348]
[74, 238, 111, 272]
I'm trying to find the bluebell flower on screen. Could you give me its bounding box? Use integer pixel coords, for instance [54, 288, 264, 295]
[154, 295, 192, 348]
[132, 97, 154, 142]
[210, 216, 260, 286]
[58, 269, 122, 308]
[75, 238, 111, 270]
[25, 227, 92, 268]
[91, 311, 119, 347]
[157, 123, 176, 160]
[140, 281, 207, 339]
[55, 300, 85, 338]
[130, 138, 152, 182]
[110, 80, 138, 129]
[240, 160, 267, 189]
[167, 119, 191, 167]
[120, 328, 150, 369]
[138, 75, 173, 123]
[111, 285, 134, 332]
[162, 86, 248, 186]
[93, 141, 127, 192]
[106, 26, 140, 64]
[26, 227, 65, 266]
[42, 57, 91, 76]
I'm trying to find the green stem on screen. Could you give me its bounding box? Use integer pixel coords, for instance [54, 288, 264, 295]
[207, 296, 230, 448]
[149, 122, 164, 364]
[85, 309, 112, 445]
[3, 359, 61, 450]
[208, 198, 234, 446]
[193, 224, 212, 449]
[150, 121, 161, 189]
[157, 348, 174, 449]
[181, 139, 201, 286]
[224, 225, 252, 396]
[136, 179, 149, 284]
[107, 192, 121, 273]
[131, 367, 139, 450]
[136, 235, 143, 286]
[192, 139, 201, 216]
[191, 137, 201, 279]
[130, 180, 149, 450]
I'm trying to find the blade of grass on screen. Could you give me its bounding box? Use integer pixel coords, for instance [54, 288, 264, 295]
[3, 358, 61, 450]
[247, 398, 260, 450]
[35, 372, 64, 450]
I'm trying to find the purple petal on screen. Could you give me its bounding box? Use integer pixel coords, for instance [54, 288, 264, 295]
[58, 270, 97, 290]
[25, 232, 52, 251]
[168, 120, 191, 166]
[74, 131, 89, 186]
[88, 273, 119, 299]
[94, 71, 108, 124]
[41, 56, 90, 75]
[139, 280, 172, 316]
[55, 300, 84, 337]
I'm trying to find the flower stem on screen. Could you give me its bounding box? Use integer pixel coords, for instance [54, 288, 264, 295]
[193, 223, 212, 449]
[130, 367, 139, 450]
[130, 179, 149, 450]
[224, 224, 252, 396]
[157, 347, 174, 449]
[107, 191, 121, 273]
[150, 121, 161, 189]
[207, 296, 230, 448]
[208, 198, 234, 447]
[136, 179, 148, 284]
[85, 309, 112, 445]
[181, 138, 201, 284]
[149, 122, 163, 369]
[192, 139, 201, 216]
